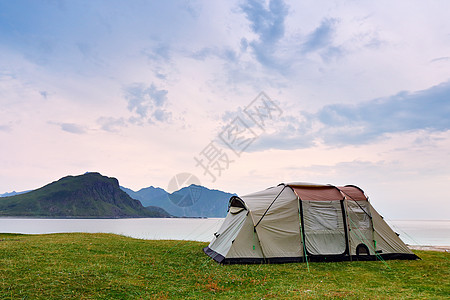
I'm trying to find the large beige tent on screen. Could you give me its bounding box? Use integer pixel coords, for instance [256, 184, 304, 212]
[204, 183, 418, 264]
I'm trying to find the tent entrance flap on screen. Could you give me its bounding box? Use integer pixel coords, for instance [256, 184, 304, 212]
[302, 200, 346, 255]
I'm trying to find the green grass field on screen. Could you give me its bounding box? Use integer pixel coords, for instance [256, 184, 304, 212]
[0, 233, 448, 299]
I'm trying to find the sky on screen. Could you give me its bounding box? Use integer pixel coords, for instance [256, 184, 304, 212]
[1, 0, 449, 220]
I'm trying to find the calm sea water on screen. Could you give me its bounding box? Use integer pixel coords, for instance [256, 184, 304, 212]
[387, 220, 450, 247]
[0, 218, 449, 246]
[0, 218, 224, 242]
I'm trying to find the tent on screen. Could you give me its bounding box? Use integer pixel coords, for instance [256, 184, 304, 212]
[204, 183, 419, 264]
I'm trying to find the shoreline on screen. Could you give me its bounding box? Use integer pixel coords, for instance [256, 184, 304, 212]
[1, 232, 449, 251]
[408, 245, 450, 252]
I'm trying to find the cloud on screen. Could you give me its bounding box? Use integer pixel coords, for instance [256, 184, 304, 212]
[124, 83, 172, 124]
[301, 18, 344, 62]
[0, 124, 11, 132]
[250, 131, 315, 151]
[218, 98, 314, 152]
[241, 0, 287, 44]
[143, 43, 171, 63]
[39, 91, 48, 99]
[190, 47, 237, 62]
[97, 117, 126, 133]
[302, 18, 338, 53]
[59, 123, 86, 134]
[430, 56, 450, 63]
[224, 81, 450, 151]
[240, 0, 289, 70]
[245, 112, 316, 151]
[317, 81, 450, 145]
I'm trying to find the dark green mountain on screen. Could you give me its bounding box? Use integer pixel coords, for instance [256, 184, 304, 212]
[0, 173, 170, 218]
[122, 184, 235, 218]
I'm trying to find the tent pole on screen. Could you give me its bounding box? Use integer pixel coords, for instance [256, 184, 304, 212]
[367, 203, 377, 255]
[343, 198, 352, 261]
[298, 197, 309, 272]
[254, 185, 286, 228]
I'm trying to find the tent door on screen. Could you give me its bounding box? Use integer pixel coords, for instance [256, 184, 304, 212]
[301, 200, 346, 255]
[346, 200, 374, 255]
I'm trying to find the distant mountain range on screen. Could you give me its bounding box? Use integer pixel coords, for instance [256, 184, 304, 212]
[0, 190, 31, 197]
[0, 173, 170, 218]
[121, 185, 235, 218]
[0, 172, 234, 218]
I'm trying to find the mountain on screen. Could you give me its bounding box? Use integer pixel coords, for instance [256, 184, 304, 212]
[0, 190, 31, 197]
[0, 173, 170, 218]
[120, 186, 168, 204]
[122, 184, 235, 218]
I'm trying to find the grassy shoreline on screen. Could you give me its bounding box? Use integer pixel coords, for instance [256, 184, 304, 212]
[1, 233, 448, 299]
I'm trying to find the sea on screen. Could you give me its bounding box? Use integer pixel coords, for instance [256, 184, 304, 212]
[0, 218, 449, 246]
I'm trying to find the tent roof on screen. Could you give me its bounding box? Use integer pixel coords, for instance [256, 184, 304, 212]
[286, 183, 368, 201]
[286, 183, 367, 201]
[235, 183, 368, 208]
[289, 185, 344, 201]
[337, 185, 367, 201]
[285, 182, 331, 188]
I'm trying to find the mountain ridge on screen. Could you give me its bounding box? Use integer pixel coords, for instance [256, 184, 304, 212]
[0, 173, 170, 218]
[121, 184, 235, 218]
[0, 190, 32, 197]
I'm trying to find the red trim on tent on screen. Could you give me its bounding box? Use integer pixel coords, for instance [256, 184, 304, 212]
[288, 184, 367, 201]
[338, 186, 367, 201]
[289, 185, 343, 201]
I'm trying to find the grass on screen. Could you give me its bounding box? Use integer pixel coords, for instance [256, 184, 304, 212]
[0, 233, 448, 299]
